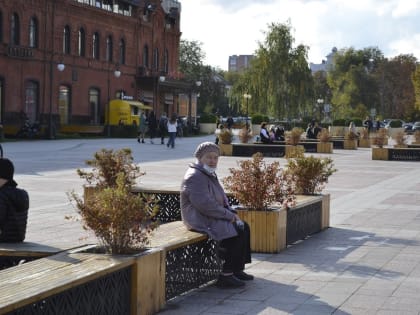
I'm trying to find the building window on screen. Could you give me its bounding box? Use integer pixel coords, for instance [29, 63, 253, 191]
[24, 80, 39, 123]
[11, 13, 20, 45]
[89, 88, 100, 124]
[78, 28, 85, 56]
[0, 11, 3, 43]
[92, 32, 99, 59]
[119, 38, 125, 65]
[164, 48, 169, 74]
[29, 17, 38, 48]
[143, 45, 149, 68]
[153, 48, 159, 72]
[106, 36, 113, 62]
[59, 85, 71, 124]
[63, 25, 71, 54]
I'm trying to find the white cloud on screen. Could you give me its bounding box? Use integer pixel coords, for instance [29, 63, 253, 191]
[180, 0, 420, 70]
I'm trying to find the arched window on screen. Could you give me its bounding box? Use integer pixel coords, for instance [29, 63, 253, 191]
[106, 36, 113, 62]
[143, 45, 149, 68]
[119, 38, 125, 65]
[0, 11, 3, 43]
[153, 48, 159, 71]
[63, 25, 71, 54]
[92, 32, 100, 59]
[164, 48, 169, 74]
[89, 88, 100, 124]
[29, 16, 38, 48]
[25, 80, 39, 122]
[59, 85, 71, 124]
[11, 13, 20, 45]
[78, 28, 85, 56]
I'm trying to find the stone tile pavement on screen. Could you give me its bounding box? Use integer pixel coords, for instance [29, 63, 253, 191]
[1, 135, 420, 314]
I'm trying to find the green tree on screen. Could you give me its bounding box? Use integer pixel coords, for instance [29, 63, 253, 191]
[179, 40, 229, 116]
[327, 47, 382, 119]
[230, 21, 314, 120]
[179, 39, 204, 80]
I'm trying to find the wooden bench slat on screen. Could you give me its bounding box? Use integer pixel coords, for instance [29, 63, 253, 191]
[0, 252, 133, 313]
[149, 221, 208, 251]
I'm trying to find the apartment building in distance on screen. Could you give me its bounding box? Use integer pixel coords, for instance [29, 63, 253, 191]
[228, 54, 254, 72]
[309, 47, 337, 73]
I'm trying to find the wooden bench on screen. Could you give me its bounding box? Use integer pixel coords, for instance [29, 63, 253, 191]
[0, 221, 220, 315]
[0, 242, 87, 270]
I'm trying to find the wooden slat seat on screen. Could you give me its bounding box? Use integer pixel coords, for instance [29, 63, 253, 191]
[149, 220, 207, 251]
[0, 251, 133, 314]
[0, 221, 217, 314]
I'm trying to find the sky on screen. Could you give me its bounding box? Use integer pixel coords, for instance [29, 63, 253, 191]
[180, 0, 420, 70]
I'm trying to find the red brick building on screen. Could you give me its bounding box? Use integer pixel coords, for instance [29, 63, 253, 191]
[0, 0, 189, 136]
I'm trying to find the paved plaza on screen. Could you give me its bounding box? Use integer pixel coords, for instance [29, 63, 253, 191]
[2, 135, 420, 314]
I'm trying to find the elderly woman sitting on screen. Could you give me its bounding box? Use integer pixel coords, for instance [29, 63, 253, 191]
[180, 142, 253, 288]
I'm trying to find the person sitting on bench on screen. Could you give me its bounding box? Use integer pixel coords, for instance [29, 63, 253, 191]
[180, 142, 253, 288]
[0, 158, 29, 242]
[260, 122, 272, 143]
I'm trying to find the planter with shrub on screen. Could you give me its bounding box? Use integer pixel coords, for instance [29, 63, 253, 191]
[69, 148, 159, 254]
[344, 131, 358, 149]
[393, 130, 408, 148]
[223, 153, 296, 253]
[317, 128, 333, 153]
[358, 128, 371, 148]
[285, 127, 305, 158]
[217, 128, 234, 155]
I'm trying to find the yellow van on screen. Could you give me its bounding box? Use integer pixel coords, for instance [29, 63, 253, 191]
[107, 99, 152, 126]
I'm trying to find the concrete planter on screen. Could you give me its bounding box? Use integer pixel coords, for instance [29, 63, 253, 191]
[388, 127, 405, 139]
[199, 123, 216, 134]
[329, 126, 346, 137]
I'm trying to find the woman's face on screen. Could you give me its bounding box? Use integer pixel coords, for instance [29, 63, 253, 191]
[199, 152, 219, 168]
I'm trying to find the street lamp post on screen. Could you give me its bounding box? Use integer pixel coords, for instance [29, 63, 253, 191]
[243, 93, 251, 129]
[48, 58, 65, 139]
[188, 80, 201, 135]
[316, 98, 324, 121]
[106, 65, 121, 137]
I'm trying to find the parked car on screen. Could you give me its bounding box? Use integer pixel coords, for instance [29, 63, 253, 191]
[403, 122, 414, 134]
[411, 121, 420, 132]
[384, 119, 405, 129]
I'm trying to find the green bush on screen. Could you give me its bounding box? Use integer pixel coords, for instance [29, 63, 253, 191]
[199, 113, 217, 123]
[251, 114, 269, 125]
[390, 120, 403, 128]
[333, 119, 347, 126]
[352, 119, 363, 127]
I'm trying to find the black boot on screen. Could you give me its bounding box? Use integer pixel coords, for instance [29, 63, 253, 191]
[215, 274, 245, 288]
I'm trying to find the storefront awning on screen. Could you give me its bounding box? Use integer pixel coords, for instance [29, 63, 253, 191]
[127, 101, 153, 110]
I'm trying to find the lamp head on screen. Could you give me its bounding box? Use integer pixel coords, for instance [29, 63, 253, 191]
[57, 63, 65, 72]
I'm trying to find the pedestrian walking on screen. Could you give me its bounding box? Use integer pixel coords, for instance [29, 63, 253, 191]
[166, 113, 178, 148]
[158, 113, 168, 145]
[147, 111, 157, 144]
[137, 111, 148, 143]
